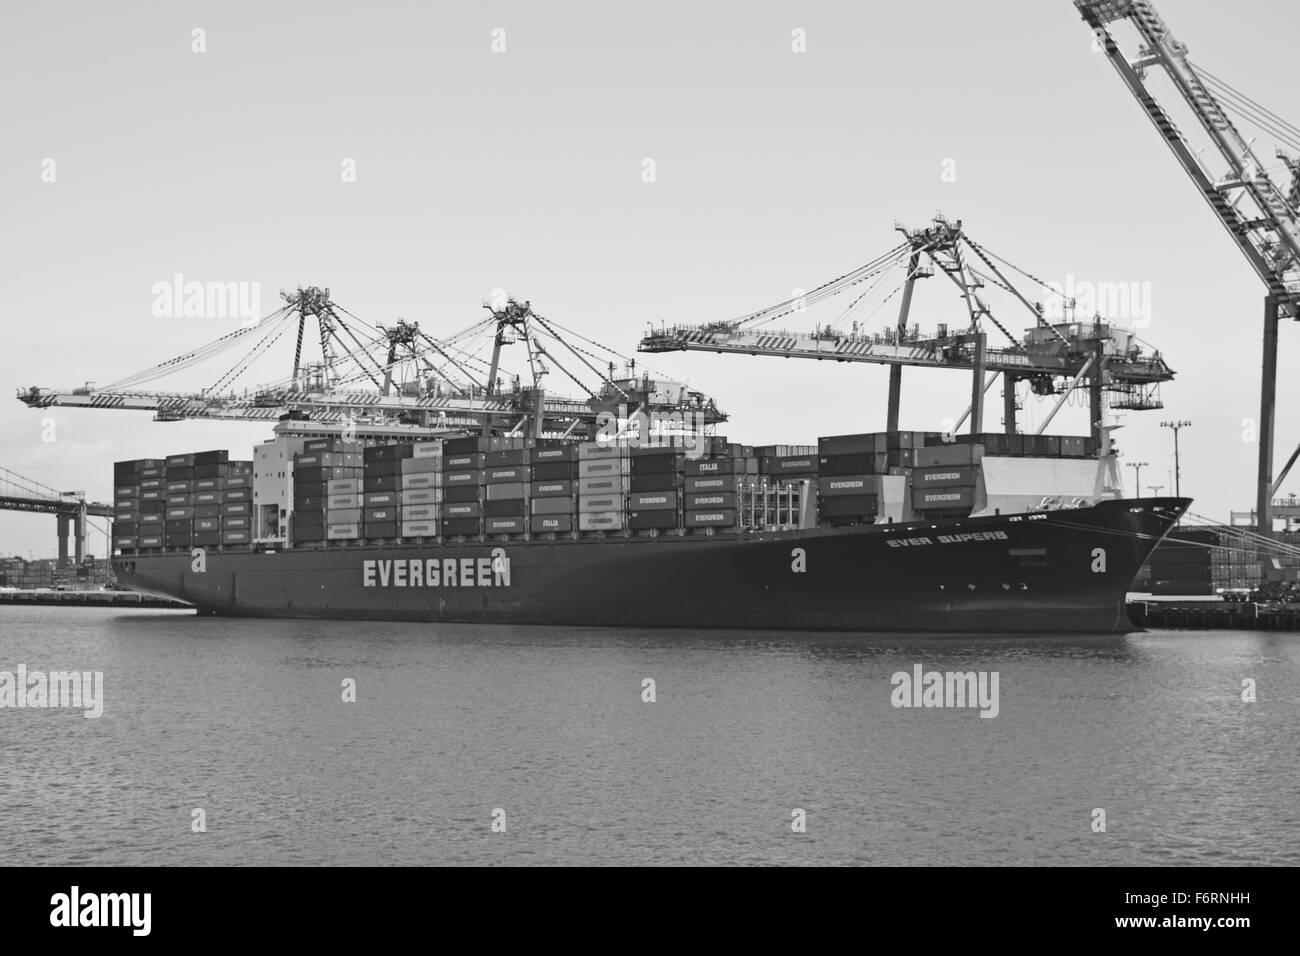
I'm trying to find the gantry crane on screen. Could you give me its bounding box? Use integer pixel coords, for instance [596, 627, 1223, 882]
[17, 288, 725, 442]
[1075, 0, 1300, 533]
[640, 216, 1175, 444]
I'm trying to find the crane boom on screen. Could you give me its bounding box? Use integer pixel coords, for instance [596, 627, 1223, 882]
[640, 216, 1175, 442]
[1075, 0, 1300, 535]
[1076, 0, 1300, 313]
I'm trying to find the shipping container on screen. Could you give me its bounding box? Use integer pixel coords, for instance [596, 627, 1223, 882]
[326, 478, 361, 495]
[327, 523, 360, 539]
[363, 474, 401, 493]
[818, 494, 879, 518]
[165, 453, 196, 468]
[531, 513, 573, 533]
[818, 475, 874, 497]
[362, 444, 415, 463]
[222, 530, 251, 545]
[412, 441, 443, 459]
[685, 509, 738, 528]
[485, 482, 530, 501]
[138, 535, 163, 548]
[577, 442, 626, 461]
[818, 433, 887, 456]
[531, 496, 575, 516]
[441, 501, 481, 519]
[629, 491, 677, 511]
[484, 516, 527, 535]
[360, 522, 398, 539]
[630, 452, 683, 475]
[400, 520, 439, 537]
[762, 455, 818, 475]
[165, 507, 193, 520]
[578, 495, 623, 513]
[577, 457, 632, 479]
[442, 517, 481, 536]
[532, 479, 574, 498]
[686, 491, 737, 510]
[485, 465, 528, 484]
[398, 487, 441, 505]
[328, 493, 360, 510]
[364, 507, 400, 524]
[684, 457, 736, 477]
[484, 448, 530, 467]
[401, 504, 438, 522]
[912, 487, 976, 511]
[684, 475, 745, 494]
[531, 460, 578, 481]
[578, 512, 625, 531]
[578, 475, 631, 495]
[630, 472, 681, 493]
[444, 453, 485, 471]
[912, 465, 978, 488]
[221, 501, 251, 516]
[223, 516, 250, 530]
[819, 453, 887, 476]
[440, 436, 483, 455]
[629, 510, 679, 531]
[328, 507, 362, 524]
[484, 499, 527, 518]
[400, 455, 440, 475]
[193, 504, 221, 519]
[223, 486, 251, 502]
[441, 469, 479, 487]
[398, 472, 438, 490]
[364, 491, 399, 508]
[533, 445, 578, 463]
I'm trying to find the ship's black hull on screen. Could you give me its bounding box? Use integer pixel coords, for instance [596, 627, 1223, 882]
[112, 498, 1189, 633]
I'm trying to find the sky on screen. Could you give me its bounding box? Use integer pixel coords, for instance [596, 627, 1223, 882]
[2, 0, 1298, 559]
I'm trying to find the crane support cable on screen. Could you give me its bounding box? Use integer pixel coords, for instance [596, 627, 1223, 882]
[529, 313, 629, 399]
[416, 331, 485, 392]
[725, 242, 911, 329]
[534, 317, 673, 382]
[534, 341, 595, 398]
[961, 237, 1070, 344]
[1191, 65, 1300, 144]
[101, 306, 295, 391]
[207, 311, 304, 395]
[826, 258, 907, 331]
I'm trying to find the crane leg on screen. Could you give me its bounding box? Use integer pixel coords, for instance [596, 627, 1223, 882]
[969, 333, 986, 435]
[886, 366, 902, 434]
[1257, 295, 1280, 535]
[1003, 373, 1017, 435]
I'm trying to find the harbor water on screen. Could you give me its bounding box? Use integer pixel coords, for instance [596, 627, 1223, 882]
[1, 607, 1296, 866]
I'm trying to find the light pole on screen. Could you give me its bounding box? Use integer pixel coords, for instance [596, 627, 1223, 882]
[1149, 484, 1164, 498]
[1160, 420, 1191, 498]
[1126, 460, 1149, 497]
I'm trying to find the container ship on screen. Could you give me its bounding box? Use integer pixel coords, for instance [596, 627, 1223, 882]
[109, 422, 1188, 633]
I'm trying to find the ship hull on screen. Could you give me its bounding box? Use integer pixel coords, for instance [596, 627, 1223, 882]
[112, 498, 1189, 633]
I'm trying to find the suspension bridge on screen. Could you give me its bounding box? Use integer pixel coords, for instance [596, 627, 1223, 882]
[0, 467, 113, 565]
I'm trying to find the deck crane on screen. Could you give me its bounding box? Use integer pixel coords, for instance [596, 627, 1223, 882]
[639, 216, 1175, 444]
[1074, 0, 1300, 533]
[17, 287, 725, 442]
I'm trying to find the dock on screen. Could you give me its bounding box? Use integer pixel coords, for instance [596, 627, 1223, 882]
[1128, 600, 1300, 631]
[0, 589, 191, 610]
